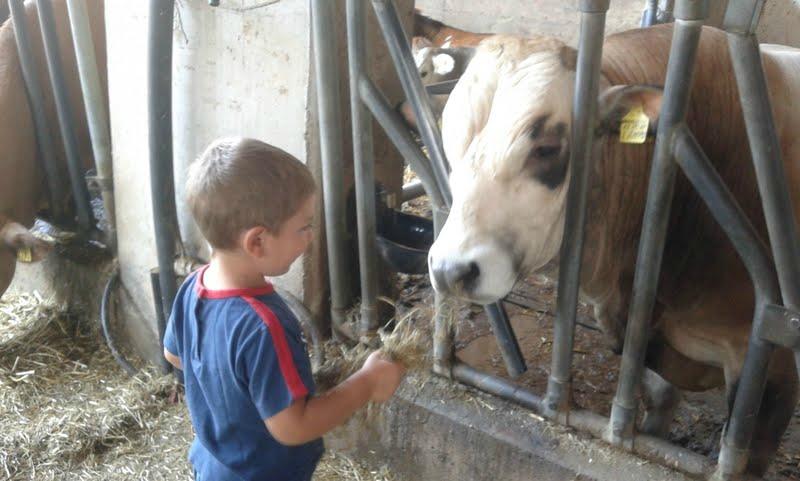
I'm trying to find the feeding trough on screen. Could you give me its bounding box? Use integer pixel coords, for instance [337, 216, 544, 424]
[376, 209, 433, 275]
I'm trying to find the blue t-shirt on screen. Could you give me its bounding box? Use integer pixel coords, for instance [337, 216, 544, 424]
[164, 266, 324, 481]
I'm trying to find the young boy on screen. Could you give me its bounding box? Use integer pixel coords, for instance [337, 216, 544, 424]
[163, 137, 405, 481]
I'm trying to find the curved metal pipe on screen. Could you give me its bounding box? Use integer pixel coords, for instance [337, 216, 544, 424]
[148, 0, 179, 325]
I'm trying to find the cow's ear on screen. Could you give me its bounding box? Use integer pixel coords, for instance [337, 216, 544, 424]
[597, 85, 663, 139]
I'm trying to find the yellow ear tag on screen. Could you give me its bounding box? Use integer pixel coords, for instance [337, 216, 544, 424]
[619, 104, 650, 144]
[17, 246, 32, 263]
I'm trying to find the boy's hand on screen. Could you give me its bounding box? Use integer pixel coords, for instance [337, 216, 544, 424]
[362, 351, 406, 403]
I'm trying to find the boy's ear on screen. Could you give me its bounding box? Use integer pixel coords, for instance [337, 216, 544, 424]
[597, 84, 663, 138]
[241, 226, 270, 257]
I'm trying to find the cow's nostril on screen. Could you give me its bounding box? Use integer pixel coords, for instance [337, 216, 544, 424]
[463, 262, 480, 287]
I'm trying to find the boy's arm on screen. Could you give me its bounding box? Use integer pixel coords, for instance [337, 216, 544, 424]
[265, 351, 403, 446]
[164, 348, 183, 370]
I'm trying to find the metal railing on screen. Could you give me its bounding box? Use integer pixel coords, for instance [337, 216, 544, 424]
[314, 0, 800, 479]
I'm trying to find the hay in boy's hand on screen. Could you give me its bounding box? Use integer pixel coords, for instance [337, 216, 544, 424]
[312, 310, 431, 393]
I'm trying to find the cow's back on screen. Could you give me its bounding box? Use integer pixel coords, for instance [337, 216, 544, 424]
[591, 24, 798, 308]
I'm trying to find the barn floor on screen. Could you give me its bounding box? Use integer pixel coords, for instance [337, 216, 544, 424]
[393, 271, 800, 480]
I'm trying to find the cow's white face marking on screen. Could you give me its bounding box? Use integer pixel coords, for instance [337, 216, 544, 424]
[429, 36, 576, 304]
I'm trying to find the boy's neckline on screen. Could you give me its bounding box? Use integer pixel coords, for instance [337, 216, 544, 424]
[194, 265, 275, 299]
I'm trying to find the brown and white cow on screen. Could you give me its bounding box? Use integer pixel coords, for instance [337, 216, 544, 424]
[428, 25, 800, 476]
[0, 0, 106, 297]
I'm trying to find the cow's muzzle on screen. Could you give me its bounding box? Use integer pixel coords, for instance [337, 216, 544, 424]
[429, 256, 481, 297]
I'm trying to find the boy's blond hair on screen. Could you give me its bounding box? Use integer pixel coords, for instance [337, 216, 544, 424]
[186, 137, 316, 249]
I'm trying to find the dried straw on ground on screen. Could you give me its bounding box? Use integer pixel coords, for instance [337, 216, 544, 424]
[0, 293, 400, 481]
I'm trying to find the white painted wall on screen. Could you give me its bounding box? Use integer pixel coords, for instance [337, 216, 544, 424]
[106, 0, 312, 362]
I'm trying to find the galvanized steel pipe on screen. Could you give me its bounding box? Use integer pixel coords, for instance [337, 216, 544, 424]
[545, 0, 608, 421]
[346, 0, 379, 333]
[608, 0, 708, 446]
[312, 0, 351, 333]
[66, 0, 116, 248]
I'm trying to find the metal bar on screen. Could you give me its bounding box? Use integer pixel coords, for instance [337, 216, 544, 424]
[485, 302, 526, 378]
[720, 28, 800, 478]
[544, 0, 608, 421]
[371, 0, 452, 206]
[726, 32, 800, 329]
[8, 0, 65, 223]
[358, 76, 445, 210]
[150, 270, 173, 374]
[607, 1, 708, 446]
[35, 0, 95, 231]
[452, 362, 713, 478]
[148, 0, 179, 323]
[347, 0, 379, 333]
[673, 127, 778, 305]
[673, 126, 780, 477]
[312, 0, 351, 333]
[453, 362, 541, 411]
[401, 180, 425, 203]
[66, 0, 116, 248]
[641, 0, 659, 26]
[425, 79, 458, 95]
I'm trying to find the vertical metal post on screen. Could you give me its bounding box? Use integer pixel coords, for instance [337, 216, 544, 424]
[148, 0, 179, 324]
[8, 0, 65, 223]
[66, 0, 116, 248]
[715, 2, 800, 476]
[544, 0, 609, 421]
[346, 0, 379, 333]
[370, 0, 451, 206]
[311, 0, 352, 332]
[35, 0, 95, 232]
[725, 7, 800, 339]
[607, 0, 708, 447]
[641, 0, 659, 26]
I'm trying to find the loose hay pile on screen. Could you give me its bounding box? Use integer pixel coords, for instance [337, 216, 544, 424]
[0, 293, 406, 481]
[313, 307, 434, 393]
[0, 292, 191, 481]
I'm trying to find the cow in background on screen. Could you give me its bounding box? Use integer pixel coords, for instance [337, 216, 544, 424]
[0, 0, 106, 297]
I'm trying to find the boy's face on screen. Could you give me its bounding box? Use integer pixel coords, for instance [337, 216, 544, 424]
[259, 195, 316, 276]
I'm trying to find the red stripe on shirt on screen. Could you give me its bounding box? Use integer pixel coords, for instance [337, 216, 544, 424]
[243, 296, 309, 400]
[194, 265, 275, 299]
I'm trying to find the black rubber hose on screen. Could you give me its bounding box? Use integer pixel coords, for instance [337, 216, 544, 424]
[101, 267, 138, 376]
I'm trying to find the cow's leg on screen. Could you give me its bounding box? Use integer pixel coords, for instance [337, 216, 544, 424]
[642, 335, 725, 437]
[639, 368, 681, 437]
[726, 347, 799, 476]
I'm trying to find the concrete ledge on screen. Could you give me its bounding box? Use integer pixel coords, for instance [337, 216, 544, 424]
[327, 373, 693, 481]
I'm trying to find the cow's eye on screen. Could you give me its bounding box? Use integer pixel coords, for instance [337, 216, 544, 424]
[534, 144, 561, 158]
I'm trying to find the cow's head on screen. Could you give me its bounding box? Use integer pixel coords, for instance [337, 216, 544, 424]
[428, 35, 662, 305]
